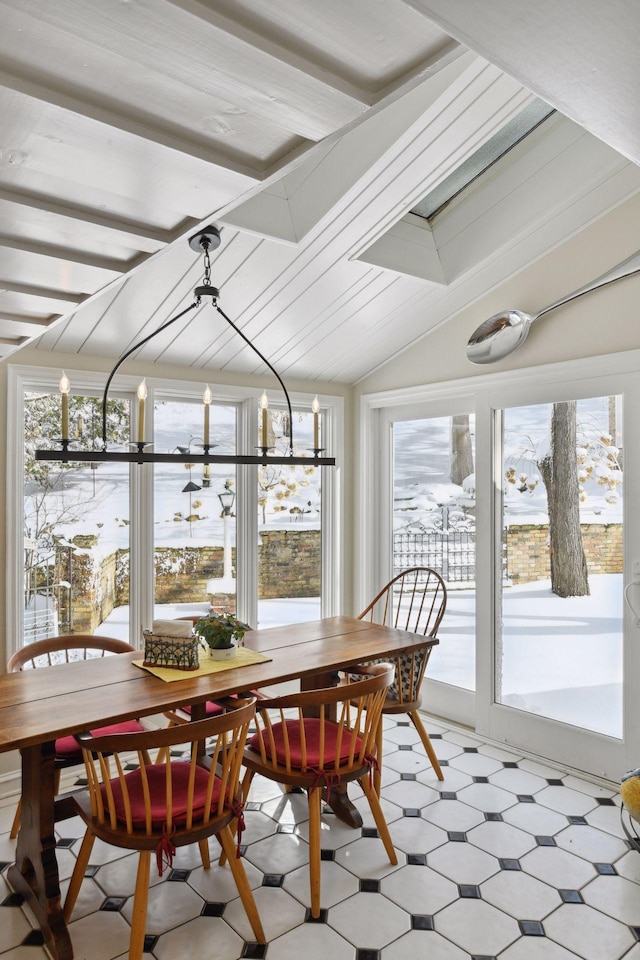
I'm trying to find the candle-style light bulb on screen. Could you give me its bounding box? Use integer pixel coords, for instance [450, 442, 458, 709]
[312, 395, 320, 450]
[59, 371, 70, 441]
[260, 391, 268, 449]
[137, 379, 147, 443]
[203, 384, 212, 446]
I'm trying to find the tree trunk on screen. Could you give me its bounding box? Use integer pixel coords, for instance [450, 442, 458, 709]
[451, 415, 474, 486]
[538, 401, 589, 597]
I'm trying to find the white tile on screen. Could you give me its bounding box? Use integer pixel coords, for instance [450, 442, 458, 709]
[615, 850, 640, 885]
[536, 785, 599, 817]
[520, 845, 597, 889]
[242, 810, 281, 845]
[66, 909, 132, 960]
[244, 774, 288, 803]
[296, 813, 360, 851]
[0, 834, 17, 861]
[283, 859, 358, 908]
[384, 750, 433, 776]
[384, 725, 423, 746]
[385, 930, 470, 959]
[0, 803, 20, 835]
[388, 816, 448, 855]
[500, 936, 584, 960]
[224, 885, 306, 941]
[467, 820, 536, 859]
[381, 863, 458, 913]
[334, 836, 404, 880]
[435, 897, 520, 954]
[544, 902, 635, 960]
[59, 876, 107, 921]
[519, 759, 569, 779]
[456, 782, 517, 813]
[430, 740, 467, 761]
[503, 802, 569, 836]
[0, 898, 33, 952]
[353, 792, 404, 828]
[489, 768, 548, 795]
[383, 780, 439, 809]
[481, 869, 561, 920]
[555, 824, 628, 863]
[0, 947, 51, 960]
[187, 858, 263, 900]
[562, 775, 616, 799]
[478, 744, 524, 763]
[329, 890, 410, 948]
[422, 798, 485, 833]
[93, 852, 165, 897]
[585, 803, 627, 838]
[268, 920, 355, 960]
[582, 874, 640, 924]
[441, 731, 480, 748]
[154, 915, 244, 960]
[416, 767, 473, 792]
[260, 791, 311, 824]
[75, 836, 132, 867]
[448, 753, 504, 777]
[243, 831, 310, 875]
[427, 840, 500, 885]
[121, 878, 204, 934]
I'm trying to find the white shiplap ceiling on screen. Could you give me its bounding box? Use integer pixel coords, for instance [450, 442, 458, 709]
[1, 0, 639, 382]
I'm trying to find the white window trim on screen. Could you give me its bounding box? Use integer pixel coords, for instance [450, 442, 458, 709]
[8, 364, 344, 653]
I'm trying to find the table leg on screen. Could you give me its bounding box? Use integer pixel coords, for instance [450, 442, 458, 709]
[7, 741, 73, 960]
[300, 670, 363, 829]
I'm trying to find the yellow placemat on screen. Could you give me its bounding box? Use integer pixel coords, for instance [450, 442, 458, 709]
[133, 646, 271, 682]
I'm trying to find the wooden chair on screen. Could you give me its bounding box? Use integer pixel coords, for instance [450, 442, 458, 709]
[7, 635, 145, 839]
[63, 699, 265, 959]
[242, 664, 396, 918]
[358, 567, 447, 788]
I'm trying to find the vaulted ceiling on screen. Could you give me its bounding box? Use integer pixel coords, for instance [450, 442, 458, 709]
[1, 0, 639, 382]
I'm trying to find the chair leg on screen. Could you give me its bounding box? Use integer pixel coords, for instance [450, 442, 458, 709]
[360, 776, 397, 865]
[307, 787, 322, 918]
[9, 796, 22, 839]
[218, 825, 265, 943]
[198, 838, 211, 869]
[63, 830, 96, 921]
[374, 718, 383, 796]
[409, 710, 444, 780]
[129, 851, 151, 960]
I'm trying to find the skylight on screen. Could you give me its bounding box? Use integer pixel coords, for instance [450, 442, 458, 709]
[411, 99, 556, 221]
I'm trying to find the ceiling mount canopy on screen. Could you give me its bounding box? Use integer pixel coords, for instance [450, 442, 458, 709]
[35, 227, 335, 468]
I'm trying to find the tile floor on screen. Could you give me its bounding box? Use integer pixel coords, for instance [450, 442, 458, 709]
[1, 715, 639, 960]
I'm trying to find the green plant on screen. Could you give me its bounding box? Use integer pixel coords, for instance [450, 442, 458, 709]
[195, 613, 251, 650]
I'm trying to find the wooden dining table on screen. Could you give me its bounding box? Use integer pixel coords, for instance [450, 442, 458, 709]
[0, 616, 436, 960]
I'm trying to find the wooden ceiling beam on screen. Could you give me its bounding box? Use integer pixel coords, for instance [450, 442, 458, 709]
[0, 235, 133, 275]
[0, 280, 86, 304]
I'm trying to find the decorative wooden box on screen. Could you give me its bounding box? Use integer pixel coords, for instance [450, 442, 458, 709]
[143, 620, 200, 671]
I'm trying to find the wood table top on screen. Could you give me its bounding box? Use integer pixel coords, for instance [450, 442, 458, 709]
[0, 617, 436, 753]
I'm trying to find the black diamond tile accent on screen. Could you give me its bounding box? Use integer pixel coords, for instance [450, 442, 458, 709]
[2, 892, 24, 907]
[485, 812, 503, 822]
[56, 837, 76, 849]
[595, 863, 618, 875]
[471, 956, 496, 960]
[559, 889, 584, 903]
[0, 862, 11, 873]
[143, 934, 159, 952]
[503, 761, 519, 768]
[546, 779, 564, 786]
[463, 747, 479, 753]
[305, 907, 328, 923]
[400, 773, 417, 781]
[100, 897, 126, 912]
[499, 859, 522, 871]
[407, 854, 427, 866]
[242, 944, 267, 959]
[278, 823, 297, 834]
[398, 744, 413, 751]
[125, 762, 140, 770]
[568, 816, 588, 825]
[84, 865, 100, 878]
[459, 884, 481, 898]
[440, 791, 457, 800]
[74, 777, 89, 786]
[519, 920, 545, 936]
[403, 808, 421, 818]
[439, 760, 449, 766]
[202, 902, 226, 917]
[21, 930, 45, 946]
[473, 776, 489, 784]
[263, 874, 285, 887]
[290, 786, 305, 794]
[448, 831, 467, 842]
[596, 797, 616, 806]
[411, 914, 434, 930]
[430, 733, 443, 739]
[360, 879, 381, 893]
[535, 836, 556, 847]
[356, 950, 381, 960]
[630, 926, 640, 941]
[396, 721, 411, 727]
[517, 795, 536, 803]
[245, 801, 262, 812]
[168, 868, 190, 882]
[320, 849, 335, 861]
[362, 827, 379, 838]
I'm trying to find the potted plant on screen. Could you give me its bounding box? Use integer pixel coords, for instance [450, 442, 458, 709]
[195, 613, 251, 660]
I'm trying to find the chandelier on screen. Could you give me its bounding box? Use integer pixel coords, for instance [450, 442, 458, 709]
[35, 226, 335, 468]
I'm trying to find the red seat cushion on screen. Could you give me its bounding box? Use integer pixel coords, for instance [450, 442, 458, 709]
[104, 762, 224, 829]
[248, 718, 363, 769]
[55, 719, 146, 760]
[179, 700, 226, 718]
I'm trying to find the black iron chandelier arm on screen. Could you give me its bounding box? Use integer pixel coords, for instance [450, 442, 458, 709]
[100, 301, 199, 447]
[215, 303, 294, 456]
